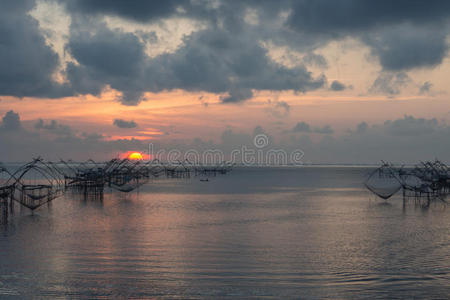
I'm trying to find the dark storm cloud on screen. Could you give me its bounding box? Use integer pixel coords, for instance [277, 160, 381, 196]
[221, 89, 254, 103]
[1, 0, 450, 103]
[65, 0, 450, 32]
[66, 20, 147, 104]
[59, 0, 292, 29]
[66, 23, 326, 104]
[113, 119, 138, 129]
[60, 0, 190, 22]
[287, 0, 450, 35]
[288, 0, 450, 71]
[60, 0, 448, 103]
[60, 1, 327, 104]
[68, 28, 145, 77]
[145, 28, 326, 100]
[0, 0, 70, 98]
[362, 25, 448, 71]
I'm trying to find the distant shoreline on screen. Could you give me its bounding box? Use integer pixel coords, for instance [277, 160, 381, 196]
[1, 161, 410, 168]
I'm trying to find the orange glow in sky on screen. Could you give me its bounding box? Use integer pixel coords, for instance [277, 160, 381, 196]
[120, 151, 150, 160]
[128, 152, 144, 160]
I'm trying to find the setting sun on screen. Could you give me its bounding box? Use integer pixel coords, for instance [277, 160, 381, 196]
[128, 152, 144, 160]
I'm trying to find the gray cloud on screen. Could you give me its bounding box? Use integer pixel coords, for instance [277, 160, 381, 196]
[1, 0, 449, 103]
[302, 52, 328, 68]
[287, 1, 450, 71]
[419, 81, 433, 95]
[66, 20, 147, 104]
[68, 27, 145, 77]
[154, 116, 450, 165]
[146, 28, 326, 100]
[293, 122, 311, 133]
[0, 0, 70, 98]
[60, 0, 449, 103]
[274, 101, 290, 115]
[363, 24, 448, 71]
[285, 116, 450, 164]
[330, 80, 347, 91]
[1, 111, 450, 164]
[60, 0, 190, 22]
[113, 119, 138, 129]
[383, 115, 439, 136]
[288, 0, 450, 35]
[314, 125, 334, 134]
[356, 121, 368, 134]
[1, 110, 21, 131]
[292, 122, 333, 134]
[0, 111, 145, 161]
[35, 119, 73, 136]
[66, 22, 326, 104]
[266, 100, 291, 118]
[221, 89, 254, 103]
[55, 1, 326, 104]
[369, 72, 411, 95]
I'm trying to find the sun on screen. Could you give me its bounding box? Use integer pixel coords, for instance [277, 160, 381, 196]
[128, 152, 144, 160]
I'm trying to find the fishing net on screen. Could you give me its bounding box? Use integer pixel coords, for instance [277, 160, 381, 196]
[365, 166, 401, 199]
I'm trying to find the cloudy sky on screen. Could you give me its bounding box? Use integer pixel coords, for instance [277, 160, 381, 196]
[1, 0, 450, 163]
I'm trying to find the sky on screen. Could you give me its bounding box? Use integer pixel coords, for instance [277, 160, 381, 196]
[1, 0, 450, 163]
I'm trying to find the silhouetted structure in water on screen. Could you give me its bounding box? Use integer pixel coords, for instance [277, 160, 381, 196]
[0, 165, 14, 224]
[194, 162, 234, 177]
[3, 158, 65, 211]
[106, 159, 149, 192]
[164, 160, 191, 178]
[0, 158, 233, 213]
[365, 160, 450, 207]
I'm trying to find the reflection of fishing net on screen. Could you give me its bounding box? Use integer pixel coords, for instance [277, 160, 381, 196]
[0, 166, 8, 187]
[110, 182, 139, 193]
[0, 165, 14, 199]
[365, 165, 401, 199]
[0, 187, 11, 199]
[18, 185, 56, 210]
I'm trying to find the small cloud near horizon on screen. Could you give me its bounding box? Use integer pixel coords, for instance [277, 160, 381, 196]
[113, 119, 138, 129]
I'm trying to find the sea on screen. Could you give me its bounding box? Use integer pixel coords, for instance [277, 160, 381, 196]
[0, 166, 449, 299]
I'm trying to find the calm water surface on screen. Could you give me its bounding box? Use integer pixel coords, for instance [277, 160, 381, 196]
[0, 167, 449, 299]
